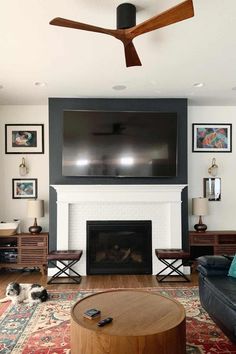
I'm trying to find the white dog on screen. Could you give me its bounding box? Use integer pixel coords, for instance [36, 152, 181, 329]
[0, 282, 48, 305]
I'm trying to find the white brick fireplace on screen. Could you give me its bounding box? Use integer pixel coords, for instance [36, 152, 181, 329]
[51, 184, 186, 275]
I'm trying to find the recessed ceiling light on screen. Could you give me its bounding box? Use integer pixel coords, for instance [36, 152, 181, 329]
[112, 84, 127, 91]
[34, 81, 47, 87]
[193, 82, 204, 88]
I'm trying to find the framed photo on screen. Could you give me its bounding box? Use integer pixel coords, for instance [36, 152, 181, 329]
[203, 177, 221, 201]
[5, 124, 44, 154]
[192, 124, 232, 152]
[12, 178, 38, 199]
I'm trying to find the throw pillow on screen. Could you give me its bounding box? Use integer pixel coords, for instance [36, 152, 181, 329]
[228, 254, 236, 278]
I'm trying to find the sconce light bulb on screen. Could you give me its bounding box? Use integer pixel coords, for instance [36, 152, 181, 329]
[208, 158, 218, 177]
[19, 158, 28, 176]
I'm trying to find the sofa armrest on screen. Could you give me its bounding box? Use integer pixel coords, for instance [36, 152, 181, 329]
[197, 255, 233, 274]
[197, 264, 230, 276]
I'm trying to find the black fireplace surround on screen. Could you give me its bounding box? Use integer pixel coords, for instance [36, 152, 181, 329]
[86, 220, 152, 275]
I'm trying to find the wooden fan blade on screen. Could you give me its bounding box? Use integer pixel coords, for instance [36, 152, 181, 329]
[123, 41, 142, 67]
[127, 0, 194, 39]
[50, 17, 141, 67]
[50, 17, 118, 37]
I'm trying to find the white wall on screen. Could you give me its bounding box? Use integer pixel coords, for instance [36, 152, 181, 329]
[188, 106, 236, 231]
[0, 104, 236, 235]
[0, 105, 49, 233]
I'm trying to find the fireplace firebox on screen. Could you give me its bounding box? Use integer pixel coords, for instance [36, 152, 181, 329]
[86, 220, 152, 275]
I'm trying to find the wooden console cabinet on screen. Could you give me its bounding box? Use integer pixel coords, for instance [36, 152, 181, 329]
[189, 230, 236, 258]
[0, 232, 48, 275]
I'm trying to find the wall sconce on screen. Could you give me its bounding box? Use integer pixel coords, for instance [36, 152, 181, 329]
[19, 158, 28, 176]
[192, 197, 209, 232]
[208, 158, 218, 177]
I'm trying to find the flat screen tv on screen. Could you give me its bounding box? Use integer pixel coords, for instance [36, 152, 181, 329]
[62, 110, 178, 177]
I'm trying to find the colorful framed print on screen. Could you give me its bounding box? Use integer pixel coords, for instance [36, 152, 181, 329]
[5, 124, 44, 154]
[203, 177, 221, 201]
[12, 178, 38, 199]
[192, 124, 232, 152]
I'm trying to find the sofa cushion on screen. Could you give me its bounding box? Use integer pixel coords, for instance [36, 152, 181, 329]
[228, 255, 236, 278]
[197, 255, 232, 269]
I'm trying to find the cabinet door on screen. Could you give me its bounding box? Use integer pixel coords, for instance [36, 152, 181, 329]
[189, 233, 216, 245]
[19, 235, 48, 264]
[215, 245, 236, 255]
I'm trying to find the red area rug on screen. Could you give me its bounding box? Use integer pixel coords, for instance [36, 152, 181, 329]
[0, 287, 236, 353]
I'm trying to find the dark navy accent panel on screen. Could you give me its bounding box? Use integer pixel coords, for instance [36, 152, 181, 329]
[49, 98, 188, 251]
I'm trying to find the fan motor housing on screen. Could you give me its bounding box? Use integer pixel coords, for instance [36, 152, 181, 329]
[117, 3, 136, 29]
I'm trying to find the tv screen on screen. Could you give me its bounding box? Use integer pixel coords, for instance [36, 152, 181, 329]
[62, 110, 178, 177]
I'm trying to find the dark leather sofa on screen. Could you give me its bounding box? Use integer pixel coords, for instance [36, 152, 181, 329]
[197, 255, 236, 342]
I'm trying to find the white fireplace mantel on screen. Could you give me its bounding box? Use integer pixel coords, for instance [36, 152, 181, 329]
[51, 184, 187, 275]
[52, 184, 185, 202]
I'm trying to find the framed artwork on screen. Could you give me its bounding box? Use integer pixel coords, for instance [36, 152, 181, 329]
[203, 177, 221, 201]
[192, 124, 232, 152]
[12, 178, 38, 199]
[5, 124, 44, 154]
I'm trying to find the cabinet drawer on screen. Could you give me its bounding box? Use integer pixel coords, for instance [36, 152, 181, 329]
[218, 235, 236, 244]
[190, 234, 216, 245]
[20, 236, 47, 248]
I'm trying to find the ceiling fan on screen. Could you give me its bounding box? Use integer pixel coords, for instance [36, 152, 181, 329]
[50, 0, 194, 67]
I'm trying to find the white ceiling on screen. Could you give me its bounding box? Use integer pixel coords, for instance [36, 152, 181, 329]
[1, 0, 236, 106]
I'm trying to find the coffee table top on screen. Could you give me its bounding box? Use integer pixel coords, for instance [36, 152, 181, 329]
[71, 289, 185, 336]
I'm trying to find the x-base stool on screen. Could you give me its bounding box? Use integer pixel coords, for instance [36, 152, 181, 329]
[155, 249, 191, 282]
[47, 250, 83, 284]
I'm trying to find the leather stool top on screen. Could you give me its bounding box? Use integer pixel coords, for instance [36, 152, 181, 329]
[47, 250, 83, 261]
[155, 249, 190, 259]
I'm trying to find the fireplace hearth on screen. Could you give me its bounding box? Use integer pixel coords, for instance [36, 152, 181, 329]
[86, 220, 152, 275]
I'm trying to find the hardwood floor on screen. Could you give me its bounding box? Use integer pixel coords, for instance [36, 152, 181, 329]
[0, 269, 199, 298]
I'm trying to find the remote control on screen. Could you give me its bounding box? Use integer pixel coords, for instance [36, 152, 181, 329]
[97, 317, 113, 327]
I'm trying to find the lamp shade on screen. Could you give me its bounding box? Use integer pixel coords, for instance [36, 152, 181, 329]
[27, 199, 44, 218]
[192, 197, 208, 216]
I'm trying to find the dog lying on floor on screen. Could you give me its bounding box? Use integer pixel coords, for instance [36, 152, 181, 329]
[0, 282, 48, 305]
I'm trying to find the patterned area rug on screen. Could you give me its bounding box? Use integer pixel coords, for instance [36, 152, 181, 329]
[0, 287, 236, 354]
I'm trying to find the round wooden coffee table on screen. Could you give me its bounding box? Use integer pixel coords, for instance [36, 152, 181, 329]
[71, 289, 186, 354]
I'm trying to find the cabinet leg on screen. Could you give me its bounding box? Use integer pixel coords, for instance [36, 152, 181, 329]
[39, 265, 47, 276]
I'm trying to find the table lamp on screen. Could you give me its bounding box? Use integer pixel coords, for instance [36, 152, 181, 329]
[27, 199, 44, 234]
[192, 197, 208, 232]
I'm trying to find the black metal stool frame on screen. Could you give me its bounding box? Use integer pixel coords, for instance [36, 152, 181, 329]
[156, 258, 190, 282]
[48, 259, 82, 284]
